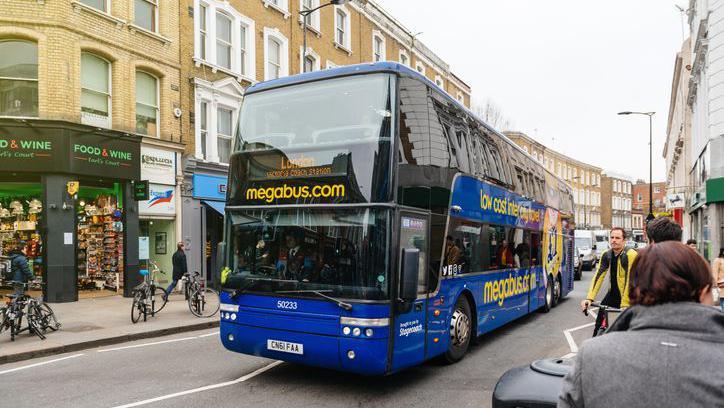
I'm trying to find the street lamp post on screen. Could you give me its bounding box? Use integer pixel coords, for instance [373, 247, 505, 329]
[301, 0, 350, 73]
[618, 111, 655, 223]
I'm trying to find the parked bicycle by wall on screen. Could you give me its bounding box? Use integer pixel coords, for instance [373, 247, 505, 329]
[0, 281, 60, 341]
[131, 262, 167, 323]
[180, 271, 220, 318]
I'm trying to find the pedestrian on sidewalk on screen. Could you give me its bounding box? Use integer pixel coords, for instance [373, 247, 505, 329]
[8, 241, 34, 296]
[712, 248, 724, 311]
[686, 238, 698, 250]
[559, 242, 724, 408]
[645, 216, 682, 244]
[164, 242, 187, 300]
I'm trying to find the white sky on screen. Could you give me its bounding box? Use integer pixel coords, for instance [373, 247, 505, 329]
[375, 0, 685, 182]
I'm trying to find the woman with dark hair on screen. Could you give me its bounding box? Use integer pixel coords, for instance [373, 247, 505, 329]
[559, 241, 724, 408]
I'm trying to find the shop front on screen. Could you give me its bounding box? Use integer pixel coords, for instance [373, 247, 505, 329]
[0, 119, 141, 302]
[138, 144, 181, 289]
[181, 159, 227, 286]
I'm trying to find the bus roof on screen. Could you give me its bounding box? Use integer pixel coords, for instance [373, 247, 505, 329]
[245, 62, 572, 205]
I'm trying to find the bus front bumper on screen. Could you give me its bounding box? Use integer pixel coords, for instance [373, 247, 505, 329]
[220, 321, 390, 375]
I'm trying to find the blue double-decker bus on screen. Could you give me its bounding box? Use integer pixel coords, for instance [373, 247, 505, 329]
[218, 63, 575, 375]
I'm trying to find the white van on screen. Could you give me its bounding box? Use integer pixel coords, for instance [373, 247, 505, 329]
[574, 230, 598, 271]
[594, 230, 610, 258]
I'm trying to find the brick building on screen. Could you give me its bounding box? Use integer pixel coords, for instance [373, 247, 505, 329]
[505, 131, 603, 229]
[0, 0, 184, 301]
[632, 180, 667, 223]
[178, 0, 473, 276]
[601, 172, 633, 232]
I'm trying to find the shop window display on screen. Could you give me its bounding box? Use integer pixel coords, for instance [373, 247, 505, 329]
[76, 193, 124, 297]
[0, 191, 45, 298]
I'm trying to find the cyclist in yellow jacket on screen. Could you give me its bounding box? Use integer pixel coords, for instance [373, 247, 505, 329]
[581, 227, 637, 336]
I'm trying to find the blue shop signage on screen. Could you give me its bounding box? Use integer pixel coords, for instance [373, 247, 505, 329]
[193, 174, 228, 200]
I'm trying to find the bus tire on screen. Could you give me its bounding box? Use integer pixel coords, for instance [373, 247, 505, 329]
[542, 275, 554, 313]
[553, 274, 562, 306]
[443, 297, 472, 364]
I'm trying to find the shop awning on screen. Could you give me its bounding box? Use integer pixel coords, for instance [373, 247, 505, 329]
[202, 200, 225, 215]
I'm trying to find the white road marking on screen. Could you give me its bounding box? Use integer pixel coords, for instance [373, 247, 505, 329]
[0, 354, 85, 375]
[97, 330, 219, 353]
[562, 322, 595, 355]
[97, 336, 199, 353]
[111, 360, 284, 408]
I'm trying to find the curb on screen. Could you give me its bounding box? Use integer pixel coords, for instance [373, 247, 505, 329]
[0, 320, 220, 365]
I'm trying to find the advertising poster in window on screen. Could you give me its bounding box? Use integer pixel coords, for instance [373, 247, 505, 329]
[138, 184, 176, 216]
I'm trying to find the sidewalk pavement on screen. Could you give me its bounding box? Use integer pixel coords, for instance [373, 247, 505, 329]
[0, 293, 219, 365]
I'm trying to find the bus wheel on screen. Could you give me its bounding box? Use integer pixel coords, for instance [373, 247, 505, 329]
[553, 275, 562, 306]
[542, 275, 554, 313]
[444, 297, 472, 364]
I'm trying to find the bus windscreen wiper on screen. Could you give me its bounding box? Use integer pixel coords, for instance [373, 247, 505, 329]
[275, 289, 353, 311]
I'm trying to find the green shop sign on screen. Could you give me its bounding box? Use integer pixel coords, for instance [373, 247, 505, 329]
[706, 177, 724, 203]
[0, 121, 140, 179]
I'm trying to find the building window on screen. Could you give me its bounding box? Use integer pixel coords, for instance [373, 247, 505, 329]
[134, 0, 158, 32]
[264, 0, 289, 15]
[199, 101, 208, 160]
[199, 4, 208, 59]
[434, 75, 443, 88]
[216, 12, 233, 69]
[334, 6, 350, 50]
[456, 92, 464, 103]
[195, 1, 256, 79]
[0, 40, 38, 117]
[300, 46, 320, 72]
[135, 71, 159, 137]
[372, 32, 385, 62]
[654, 186, 661, 193]
[300, 0, 320, 31]
[399, 50, 409, 66]
[415, 61, 425, 75]
[81, 0, 108, 12]
[264, 28, 289, 80]
[326, 60, 338, 69]
[217, 107, 233, 164]
[80, 53, 111, 128]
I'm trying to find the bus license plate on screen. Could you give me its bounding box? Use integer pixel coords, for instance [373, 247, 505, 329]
[267, 339, 304, 355]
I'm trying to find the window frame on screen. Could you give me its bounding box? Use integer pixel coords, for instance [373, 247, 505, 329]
[0, 39, 39, 118]
[415, 61, 426, 76]
[80, 52, 112, 128]
[333, 5, 351, 52]
[80, 0, 109, 12]
[215, 10, 234, 70]
[194, 0, 256, 81]
[372, 30, 386, 62]
[263, 27, 289, 80]
[299, 0, 321, 32]
[134, 70, 160, 138]
[399, 49, 409, 66]
[299, 46, 321, 72]
[216, 105, 234, 164]
[134, 0, 159, 33]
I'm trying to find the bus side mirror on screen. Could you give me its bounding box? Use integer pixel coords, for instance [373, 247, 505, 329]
[400, 248, 420, 302]
[217, 242, 227, 275]
[592, 245, 597, 250]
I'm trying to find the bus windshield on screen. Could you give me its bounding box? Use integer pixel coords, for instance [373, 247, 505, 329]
[223, 208, 391, 301]
[228, 73, 394, 206]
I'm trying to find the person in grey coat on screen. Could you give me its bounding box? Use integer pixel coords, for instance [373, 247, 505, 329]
[559, 241, 724, 408]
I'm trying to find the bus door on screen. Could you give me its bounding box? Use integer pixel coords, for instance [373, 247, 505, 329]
[391, 211, 429, 371]
[529, 231, 543, 311]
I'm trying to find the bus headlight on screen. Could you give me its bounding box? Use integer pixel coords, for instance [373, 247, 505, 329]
[228, 334, 235, 342]
[347, 350, 355, 359]
[342, 327, 351, 335]
[352, 328, 361, 336]
[365, 328, 373, 337]
[230, 313, 237, 321]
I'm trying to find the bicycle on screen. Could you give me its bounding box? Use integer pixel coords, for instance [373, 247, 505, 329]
[181, 271, 220, 318]
[583, 301, 623, 337]
[131, 264, 167, 323]
[1, 281, 60, 341]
